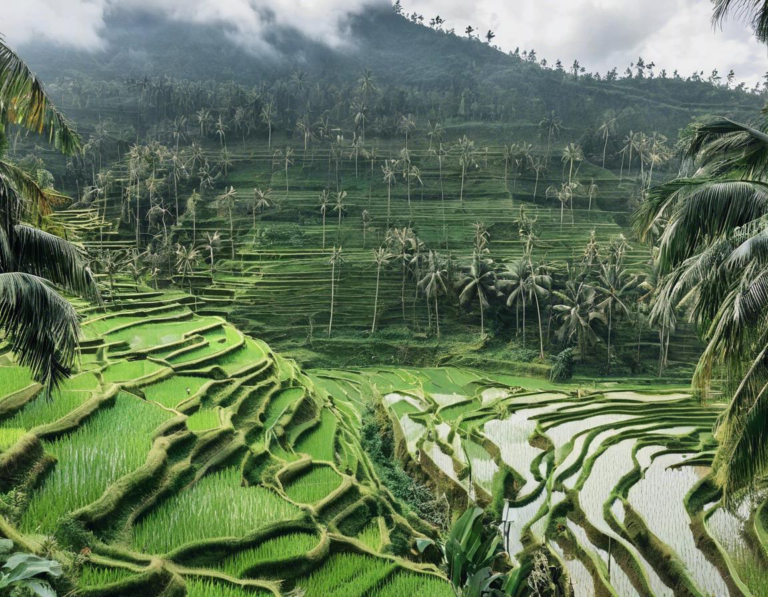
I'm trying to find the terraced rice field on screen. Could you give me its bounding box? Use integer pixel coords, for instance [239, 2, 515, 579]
[1, 286, 763, 595]
[313, 366, 768, 596]
[0, 288, 451, 597]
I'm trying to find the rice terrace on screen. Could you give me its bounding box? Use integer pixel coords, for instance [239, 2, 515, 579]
[1, 0, 768, 595]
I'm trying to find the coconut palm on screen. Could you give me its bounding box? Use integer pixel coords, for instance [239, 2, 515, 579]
[547, 183, 575, 230]
[175, 243, 199, 292]
[714, 0, 768, 41]
[252, 187, 272, 239]
[275, 147, 294, 196]
[418, 251, 449, 337]
[326, 246, 345, 337]
[633, 113, 768, 495]
[585, 179, 599, 213]
[351, 102, 367, 141]
[553, 276, 605, 359]
[361, 210, 372, 247]
[371, 247, 392, 333]
[216, 186, 237, 261]
[456, 135, 477, 206]
[382, 160, 397, 227]
[597, 112, 617, 168]
[334, 190, 347, 232]
[539, 110, 562, 167]
[387, 227, 420, 320]
[594, 263, 637, 372]
[185, 191, 199, 244]
[215, 115, 228, 148]
[319, 190, 330, 249]
[530, 158, 546, 202]
[398, 114, 416, 149]
[0, 36, 99, 393]
[202, 231, 221, 276]
[260, 100, 276, 150]
[457, 252, 498, 339]
[561, 143, 583, 185]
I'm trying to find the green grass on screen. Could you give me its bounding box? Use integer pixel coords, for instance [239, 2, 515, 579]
[294, 409, 337, 461]
[368, 572, 454, 597]
[186, 408, 221, 431]
[20, 393, 172, 534]
[283, 465, 342, 504]
[142, 375, 211, 407]
[132, 467, 301, 553]
[185, 579, 270, 597]
[79, 564, 137, 587]
[292, 553, 394, 597]
[216, 532, 320, 577]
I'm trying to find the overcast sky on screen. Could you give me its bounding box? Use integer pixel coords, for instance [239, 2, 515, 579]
[407, 0, 768, 86]
[3, 0, 768, 86]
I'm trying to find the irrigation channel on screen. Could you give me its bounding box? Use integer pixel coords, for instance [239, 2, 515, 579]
[0, 288, 765, 596]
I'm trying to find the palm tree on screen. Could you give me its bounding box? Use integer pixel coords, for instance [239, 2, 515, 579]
[326, 246, 345, 337]
[319, 190, 330, 249]
[382, 160, 397, 227]
[531, 158, 546, 202]
[334, 190, 347, 232]
[597, 112, 617, 169]
[215, 115, 228, 148]
[714, 0, 768, 41]
[92, 249, 128, 299]
[398, 114, 416, 149]
[260, 100, 276, 150]
[539, 110, 562, 167]
[216, 187, 237, 261]
[275, 147, 294, 196]
[371, 247, 391, 333]
[175, 243, 199, 292]
[553, 277, 605, 360]
[359, 68, 377, 99]
[585, 179, 599, 212]
[418, 251, 449, 337]
[457, 252, 498, 339]
[387, 227, 419, 320]
[351, 102, 367, 141]
[186, 191, 199, 244]
[456, 135, 477, 206]
[252, 187, 272, 239]
[633, 113, 768, 495]
[0, 36, 98, 393]
[594, 263, 636, 372]
[561, 143, 584, 185]
[196, 108, 212, 138]
[202, 231, 221, 276]
[547, 183, 575, 230]
[361, 210, 372, 247]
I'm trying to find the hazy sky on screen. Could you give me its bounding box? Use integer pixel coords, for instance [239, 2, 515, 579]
[3, 0, 768, 86]
[406, 0, 768, 86]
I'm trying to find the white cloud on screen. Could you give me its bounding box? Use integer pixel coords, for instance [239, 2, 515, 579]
[407, 0, 768, 86]
[0, 0, 386, 55]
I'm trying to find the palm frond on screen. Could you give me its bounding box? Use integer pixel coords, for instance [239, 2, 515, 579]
[713, 0, 768, 43]
[0, 272, 80, 393]
[0, 37, 81, 154]
[0, 159, 67, 218]
[12, 225, 99, 299]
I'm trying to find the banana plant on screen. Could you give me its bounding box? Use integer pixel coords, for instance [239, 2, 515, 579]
[0, 539, 62, 596]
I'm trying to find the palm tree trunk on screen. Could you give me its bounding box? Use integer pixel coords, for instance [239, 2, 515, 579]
[328, 261, 336, 337]
[401, 261, 407, 321]
[322, 213, 326, 249]
[229, 206, 235, 262]
[534, 290, 544, 359]
[533, 170, 540, 202]
[435, 292, 440, 338]
[460, 164, 466, 205]
[372, 264, 381, 333]
[607, 305, 613, 373]
[602, 134, 609, 168]
[479, 297, 485, 339]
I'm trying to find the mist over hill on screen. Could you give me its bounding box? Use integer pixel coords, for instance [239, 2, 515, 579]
[17, 5, 762, 144]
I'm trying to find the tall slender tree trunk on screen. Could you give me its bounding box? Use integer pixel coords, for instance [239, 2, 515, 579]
[607, 306, 612, 373]
[322, 213, 326, 249]
[434, 293, 440, 338]
[229, 206, 235, 261]
[460, 164, 466, 206]
[372, 263, 382, 333]
[534, 290, 544, 359]
[479, 297, 485, 339]
[602, 134, 609, 169]
[328, 261, 336, 337]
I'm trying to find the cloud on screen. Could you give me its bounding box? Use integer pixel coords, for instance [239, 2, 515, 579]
[407, 0, 768, 86]
[1, 0, 387, 54]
